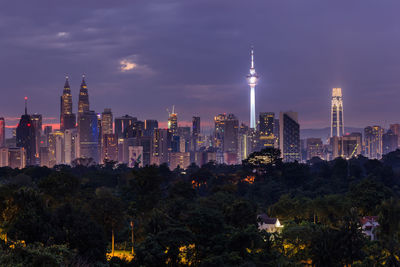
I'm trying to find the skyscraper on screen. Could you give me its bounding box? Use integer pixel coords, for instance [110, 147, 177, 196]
[60, 76, 76, 130]
[0, 117, 5, 147]
[223, 114, 239, 164]
[152, 128, 172, 165]
[214, 113, 227, 150]
[168, 106, 178, 136]
[115, 115, 137, 138]
[144, 119, 158, 137]
[101, 108, 113, 137]
[364, 126, 383, 159]
[16, 97, 36, 166]
[306, 138, 323, 160]
[330, 88, 344, 137]
[101, 133, 118, 163]
[31, 114, 42, 161]
[78, 75, 90, 116]
[383, 129, 398, 155]
[78, 110, 99, 162]
[247, 47, 258, 129]
[279, 111, 300, 162]
[192, 116, 200, 152]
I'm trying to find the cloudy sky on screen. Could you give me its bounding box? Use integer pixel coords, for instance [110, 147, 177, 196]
[2, 0, 400, 132]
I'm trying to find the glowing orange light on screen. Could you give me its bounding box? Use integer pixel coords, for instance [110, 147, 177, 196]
[243, 175, 255, 184]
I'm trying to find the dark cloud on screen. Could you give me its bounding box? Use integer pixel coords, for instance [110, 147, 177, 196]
[1, 0, 400, 131]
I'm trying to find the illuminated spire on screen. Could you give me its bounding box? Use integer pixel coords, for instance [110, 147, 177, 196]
[247, 46, 258, 129]
[81, 74, 87, 87]
[64, 74, 70, 88]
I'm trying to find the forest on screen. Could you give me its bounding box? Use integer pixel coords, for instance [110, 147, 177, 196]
[0, 148, 400, 266]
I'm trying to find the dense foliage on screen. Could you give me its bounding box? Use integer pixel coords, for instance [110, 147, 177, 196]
[1, 148, 400, 266]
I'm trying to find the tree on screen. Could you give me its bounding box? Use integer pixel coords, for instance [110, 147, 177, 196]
[89, 188, 126, 256]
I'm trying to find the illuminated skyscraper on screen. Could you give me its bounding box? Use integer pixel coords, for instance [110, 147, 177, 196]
[364, 126, 383, 159]
[247, 47, 258, 129]
[168, 105, 178, 136]
[214, 113, 227, 151]
[60, 76, 76, 130]
[330, 88, 344, 137]
[16, 97, 36, 166]
[0, 117, 5, 147]
[78, 75, 90, 116]
[101, 108, 113, 137]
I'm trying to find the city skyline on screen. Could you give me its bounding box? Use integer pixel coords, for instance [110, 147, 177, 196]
[2, 1, 400, 131]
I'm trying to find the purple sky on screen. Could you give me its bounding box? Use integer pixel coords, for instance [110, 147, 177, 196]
[2, 0, 400, 131]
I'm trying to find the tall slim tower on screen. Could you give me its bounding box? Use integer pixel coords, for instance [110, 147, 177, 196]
[78, 75, 90, 116]
[330, 88, 344, 137]
[247, 47, 258, 129]
[60, 75, 75, 130]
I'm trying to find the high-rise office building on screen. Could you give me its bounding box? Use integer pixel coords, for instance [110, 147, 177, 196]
[78, 75, 90, 115]
[125, 121, 145, 138]
[144, 119, 158, 137]
[0, 117, 5, 147]
[383, 129, 398, 155]
[178, 126, 191, 152]
[364, 126, 383, 159]
[257, 112, 275, 151]
[16, 97, 36, 166]
[31, 114, 42, 161]
[330, 133, 362, 160]
[78, 110, 99, 162]
[192, 116, 200, 152]
[101, 133, 118, 163]
[279, 111, 300, 162]
[330, 88, 344, 137]
[60, 76, 76, 130]
[151, 128, 172, 165]
[115, 115, 137, 138]
[247, 47, 258, 129]
[389, 124, 400, 148]
[0, 147, 26, 169]
[64, 128, 77, 165]
[306, 138, 324, 160]
[48, 131, 64, 166]
[222, 114, 239, 164]
[101, 108, 113, 137]
[168, 106, 178, 136]
[214, 113, 227, 150]
[170, 152, 191, 170]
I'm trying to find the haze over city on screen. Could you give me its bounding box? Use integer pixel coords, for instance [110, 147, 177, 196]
[2, 0, 400, 131]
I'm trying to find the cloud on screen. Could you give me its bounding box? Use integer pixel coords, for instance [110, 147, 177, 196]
[120, 59, 137, 72]
[56, 32, 69, 38]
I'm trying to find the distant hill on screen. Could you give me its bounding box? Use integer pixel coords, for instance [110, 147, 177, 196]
[300, 127, 363, 142]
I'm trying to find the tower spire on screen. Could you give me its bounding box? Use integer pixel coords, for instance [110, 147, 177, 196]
[64, 74, 70, 88]
[251, 46, 254, 69]
[24, 96, 28, 115]
[247, 46, 258, 129]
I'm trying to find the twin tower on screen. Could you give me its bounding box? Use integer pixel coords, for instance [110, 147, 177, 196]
[60, 75, 90, 131]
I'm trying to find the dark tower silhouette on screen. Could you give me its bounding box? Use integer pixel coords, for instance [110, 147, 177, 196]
[16, 97, 36, 166]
